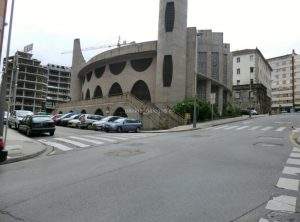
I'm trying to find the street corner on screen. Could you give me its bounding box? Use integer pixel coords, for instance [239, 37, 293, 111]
[290, 128, 300, 147]
[1, 139, 48, 165]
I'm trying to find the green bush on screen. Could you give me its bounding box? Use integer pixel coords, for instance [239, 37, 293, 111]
[223, 103, 241, 118]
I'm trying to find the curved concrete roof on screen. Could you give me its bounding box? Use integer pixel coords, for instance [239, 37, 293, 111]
[78, 41, 157, 78]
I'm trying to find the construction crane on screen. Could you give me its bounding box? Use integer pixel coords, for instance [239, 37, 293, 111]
[61, 36, 136, 55]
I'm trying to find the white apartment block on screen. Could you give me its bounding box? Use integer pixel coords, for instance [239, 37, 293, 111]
[268, 52, 300, 111]
[232, 49, 272, 113]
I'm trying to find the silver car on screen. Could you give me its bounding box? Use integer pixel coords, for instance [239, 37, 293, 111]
[8, 110, 34, 129]
[92, 116, 121, 131]
[103, 118, 142, 133]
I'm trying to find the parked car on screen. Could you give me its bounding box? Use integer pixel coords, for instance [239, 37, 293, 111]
[60, 114, 81, 127]
[8, 110, 34, 129]
[18, 115, 56, 137]
[53, 113, 74, 126]
[250, 109, 258, 115]
[0, 138, 7, 163]
[92, 116, 121, 131]
[68, 118, 81, 128]
[103, 118, 142, 133]
[78, 114, 103, 129]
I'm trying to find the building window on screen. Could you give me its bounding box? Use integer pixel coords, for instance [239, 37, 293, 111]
[235, 92, 240, 99]
[250, 55, 254, 61]
[250, 79, 254, 85]
[282, 74, 286, 78]
[198, 52, 207, 75]
[283, 80, 286, 84]
[165, 2, 175, 32]
[250, 67, 254, 73]
[163, 55, 173, 87]
[236, 57, 240, 63]
[237, 68, 240, 74]
[237, 80, 240, 85]
[211, 52, 219, 80]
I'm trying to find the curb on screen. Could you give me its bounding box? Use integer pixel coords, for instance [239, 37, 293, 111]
[0, 146, 47, 165]
[142, 115, 265, 134]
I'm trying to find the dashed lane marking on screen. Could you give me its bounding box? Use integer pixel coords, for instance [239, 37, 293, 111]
[261, 126, 273, 131]
[276, 177, 299, 191]
[38, 139, 73, 151]
[287, 158, 300, 166]
[248, 126, 261, 131]
[275, 127, 287, 132]
[84, 135, 117, 143]
[283, 166, 300, 176]
[265, 195, 296, 213]
[54, 138, 90, 148]
[290, 152, 300, 158]
[69, 136, 104, 145]
[236, 126, 250, 130]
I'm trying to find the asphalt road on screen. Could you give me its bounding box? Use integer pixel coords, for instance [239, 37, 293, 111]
[0, 114, 300, 222]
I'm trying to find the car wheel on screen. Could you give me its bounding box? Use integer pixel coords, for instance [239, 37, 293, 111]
[117, 127, 122, 133]
[8, 123, 11, 129]
[49, 131, 55, 136]
[26, 129, 31, 137]
[15, 123, 18, 130]
[135, 127, 141, 133]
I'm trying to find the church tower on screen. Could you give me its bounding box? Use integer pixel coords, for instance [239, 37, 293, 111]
[155, 0, 188, 104]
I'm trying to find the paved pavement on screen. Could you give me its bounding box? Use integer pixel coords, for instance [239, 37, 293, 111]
[1, 129, 47, 164]
[0, 114, 300, 222]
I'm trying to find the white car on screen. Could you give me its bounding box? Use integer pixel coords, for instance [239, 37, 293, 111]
[68, 118, 81, 128]
[92, 116, 121, 131]
[8, 110, 34, 129]
[250, 109, 258, 115]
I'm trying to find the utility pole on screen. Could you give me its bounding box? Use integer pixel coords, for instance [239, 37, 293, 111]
[0, 0, 15, 147]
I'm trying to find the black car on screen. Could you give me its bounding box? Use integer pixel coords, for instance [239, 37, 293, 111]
[0, 139, 7, 163]
[18, 115, 56, 137]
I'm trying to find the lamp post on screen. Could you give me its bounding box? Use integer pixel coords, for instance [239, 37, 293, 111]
[193, 72, 197, 128]
[0, 0, 15, 147]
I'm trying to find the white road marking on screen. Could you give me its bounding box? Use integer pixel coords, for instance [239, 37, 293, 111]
[290, 152, 300, 158]
[236, 126, 249, 130]
[38, 139, 73, 151]
[261, 126, 273, 131]
[69, 136, 104, 145]
[287, 158, 300, 166]
[84, 135, 117, 143]
[276, 177, 299, 191]
[283, 166, 300, 176]
[293, 147, 300, 153]
[248, 126, 261, 131]
[101, 135, 128, 140]
[54, 138, 90, 148]
[265, 195, 296, 213]
[224, 126, 238, 130]
[214, 125, 228, 130]
[275, 127, 287, 132]
[259, 219, 269, 222]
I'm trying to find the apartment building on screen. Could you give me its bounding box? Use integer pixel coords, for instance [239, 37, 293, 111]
[46, 64, 71, 113]
[3, 51, 48, 113]
[232, 48, 272, 114]
[268, 51, 300, 112]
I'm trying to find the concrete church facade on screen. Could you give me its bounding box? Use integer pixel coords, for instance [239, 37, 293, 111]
[57, 0, 233, 129]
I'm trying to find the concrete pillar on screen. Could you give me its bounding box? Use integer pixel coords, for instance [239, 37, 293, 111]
[205, 80, 211, 102]
[218, 86, 224, 116]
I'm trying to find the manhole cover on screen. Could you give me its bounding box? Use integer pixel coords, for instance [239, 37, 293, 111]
[105, 149, 145, 157]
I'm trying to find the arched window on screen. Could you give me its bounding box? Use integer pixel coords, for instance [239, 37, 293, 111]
[93, 86, 103, 99]
[163, 55, 173, 87]
[81, 110, 87, 114]
[131, 80, 151, 102]
[95, 109, 104, 116]
[113, 107, 127, 117]
[131, 58, 153, 72]
[109, 62, 126, 75]
[95, 66, 105, 79]
[108, 83, 123, 97]
[85, 89, 90, 100]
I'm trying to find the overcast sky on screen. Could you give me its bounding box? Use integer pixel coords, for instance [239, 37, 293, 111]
[3, 0, 300, 67]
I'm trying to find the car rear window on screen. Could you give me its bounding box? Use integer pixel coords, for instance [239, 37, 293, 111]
[17, 111, 33, 117]
[32, 117, 52, 122]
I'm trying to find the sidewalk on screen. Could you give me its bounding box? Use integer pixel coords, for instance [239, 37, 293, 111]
[143, 115, 266, 133]
[0, 129, 47, 165]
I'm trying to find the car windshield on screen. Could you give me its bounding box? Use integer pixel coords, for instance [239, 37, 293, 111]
[17, 111, 33, 117]
[32, 116, 52, 123]
[61, 113, 74, 119]
[100, 117, 111, 122]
